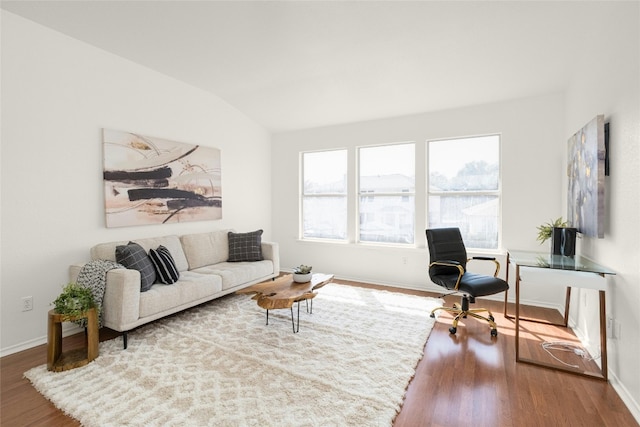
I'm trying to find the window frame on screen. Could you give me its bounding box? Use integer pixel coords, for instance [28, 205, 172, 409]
[356, 142, 416, 246]
[426, 134, 502, 251]
[298, 134, 502, 251]
[300, 149, 348, 242]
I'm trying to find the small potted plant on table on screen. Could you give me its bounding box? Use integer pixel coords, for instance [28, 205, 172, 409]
[293, 265, 313, 283]
[53, 282, 97, 321]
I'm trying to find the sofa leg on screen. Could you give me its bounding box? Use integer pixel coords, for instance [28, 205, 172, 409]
[123, 331, 128, 349]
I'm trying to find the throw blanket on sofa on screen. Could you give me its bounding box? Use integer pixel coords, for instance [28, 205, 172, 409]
[75, 260, 124, 328]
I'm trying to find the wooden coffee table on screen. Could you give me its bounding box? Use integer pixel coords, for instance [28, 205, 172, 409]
[237, 273, 334, 332]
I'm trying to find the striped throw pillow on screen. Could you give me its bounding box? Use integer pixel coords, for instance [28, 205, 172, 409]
[149, 245, 180, 285]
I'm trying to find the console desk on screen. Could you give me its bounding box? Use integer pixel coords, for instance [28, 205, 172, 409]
[505, 250, 615, 381]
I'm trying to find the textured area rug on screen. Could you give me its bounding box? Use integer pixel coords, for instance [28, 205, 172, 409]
[25, 283, 442, 426]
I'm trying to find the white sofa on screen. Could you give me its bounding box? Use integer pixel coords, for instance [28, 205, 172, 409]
[69, 229, 279, 348]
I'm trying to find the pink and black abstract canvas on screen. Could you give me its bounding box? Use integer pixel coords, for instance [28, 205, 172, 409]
[103, 129, 222, 228]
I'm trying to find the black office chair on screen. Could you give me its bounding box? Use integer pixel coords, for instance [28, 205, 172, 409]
[426, 227, 509, 337]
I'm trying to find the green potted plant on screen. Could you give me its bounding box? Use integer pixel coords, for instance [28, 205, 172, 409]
[536, 217, 577, 256]
[536, 217, 568, 244]
[52, 282, 97, 321]
[293, 264, 313, 283]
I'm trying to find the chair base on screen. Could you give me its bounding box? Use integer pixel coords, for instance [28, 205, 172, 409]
[430, 295, 498, 337]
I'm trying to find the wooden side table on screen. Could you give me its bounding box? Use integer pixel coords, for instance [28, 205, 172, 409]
[47, 307, 99, 372]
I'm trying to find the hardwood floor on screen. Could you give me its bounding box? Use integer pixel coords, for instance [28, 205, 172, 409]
[1, 281, 637, 427]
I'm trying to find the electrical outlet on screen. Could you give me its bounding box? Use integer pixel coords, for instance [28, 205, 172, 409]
[606, 317, 613, 338]
[614, 319, 621, 340]
[22, 296, 33, 312]
[607, 317, 622, 339]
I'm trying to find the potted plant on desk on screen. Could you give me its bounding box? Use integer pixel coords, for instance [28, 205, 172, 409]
[293, 264, 313, 283]
[536, 217, 577, 257]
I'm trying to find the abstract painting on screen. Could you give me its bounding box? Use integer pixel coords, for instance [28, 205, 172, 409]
[103, 129, 222, 228]
[567, 115, 605, 238]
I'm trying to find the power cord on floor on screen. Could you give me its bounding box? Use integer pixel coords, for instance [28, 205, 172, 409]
[541, 341, 601, 368]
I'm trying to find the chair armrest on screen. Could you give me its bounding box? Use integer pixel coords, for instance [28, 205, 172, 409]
[468, 256, 501, 277]
[429, 261, 465, 290]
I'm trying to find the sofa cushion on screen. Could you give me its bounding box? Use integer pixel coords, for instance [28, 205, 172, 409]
[91, 235, 189, 272]
[191, 260, 274, 290]
[180, 230, 230, 270]
[228, 230, 263, 262]
[115, 242, 157, 292]
[138, 272, 223, 318]
[149, 245, 180, 284]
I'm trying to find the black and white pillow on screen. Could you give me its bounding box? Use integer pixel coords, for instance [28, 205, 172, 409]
[227, 229, 264, 262]
[149, 245, 180, 285]
[115, 242, 157, 292]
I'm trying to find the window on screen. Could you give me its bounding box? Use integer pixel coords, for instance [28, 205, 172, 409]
[301, 150, 347, 240]
[358, 143, 415, 244]
[428, 135, 500, 249]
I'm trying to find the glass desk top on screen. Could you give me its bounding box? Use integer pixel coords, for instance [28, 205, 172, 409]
[507, 250, 616, 275]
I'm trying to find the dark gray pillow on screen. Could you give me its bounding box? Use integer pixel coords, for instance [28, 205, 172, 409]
[115, 241, 156, 292]
[227, 230, 264, 262]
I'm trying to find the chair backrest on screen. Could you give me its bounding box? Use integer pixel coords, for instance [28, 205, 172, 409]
[426, 228, 468, 272]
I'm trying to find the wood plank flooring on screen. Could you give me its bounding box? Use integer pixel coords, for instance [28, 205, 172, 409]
[1, 280, 637, 426]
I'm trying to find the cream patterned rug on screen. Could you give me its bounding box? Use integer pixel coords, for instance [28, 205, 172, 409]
[25, 283, 442, 426]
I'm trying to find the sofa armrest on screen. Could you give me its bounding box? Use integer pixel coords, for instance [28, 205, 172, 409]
[261, 241, 280, 275]
[69, 263, 85, 283]
[70, 264, 140, 331]
[102, 269, 141, 331]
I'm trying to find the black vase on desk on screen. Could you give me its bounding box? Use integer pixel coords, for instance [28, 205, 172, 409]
[551, 227, 577, 257]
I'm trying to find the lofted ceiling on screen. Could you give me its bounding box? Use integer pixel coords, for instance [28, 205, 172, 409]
[0, 1, 628, 132]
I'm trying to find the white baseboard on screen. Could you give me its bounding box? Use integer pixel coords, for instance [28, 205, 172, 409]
[608, 369, 640, 425]
[0, 336, 47, 358]
[0, 323, 84, 358]
[572, 321, 640, 425]
[331, 273, 565, 313]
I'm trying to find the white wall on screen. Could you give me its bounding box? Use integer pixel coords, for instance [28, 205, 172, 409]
[562, 4, 640, 419]
[272, 92, 567, 308]
[0, 13, 272, 355]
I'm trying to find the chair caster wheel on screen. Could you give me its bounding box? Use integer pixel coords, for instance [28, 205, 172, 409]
[449, 327, 457, 334]
[491, 329, 498, 337]
[489, 315, 495, 322]
[430, 313, 435, 318]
